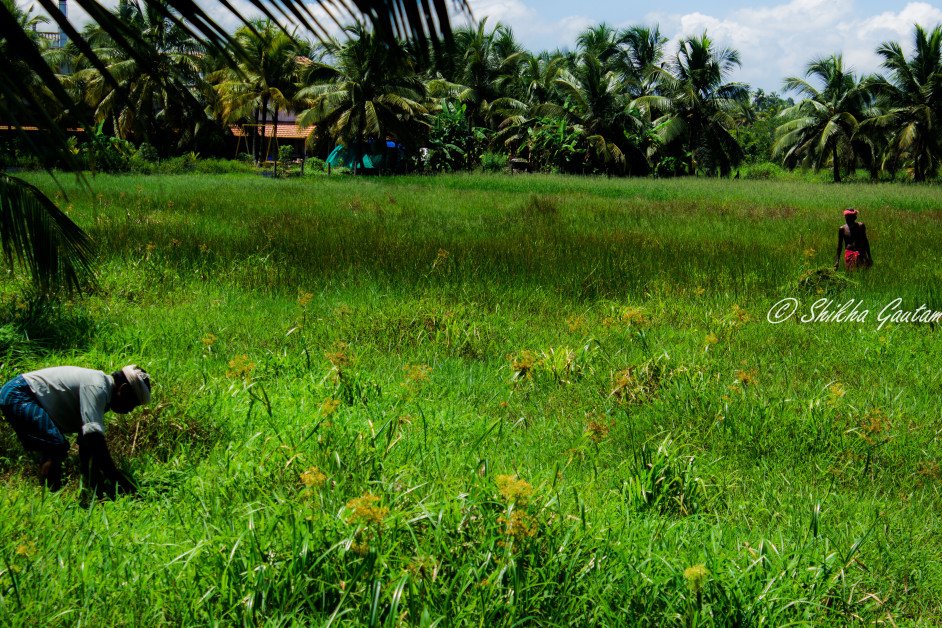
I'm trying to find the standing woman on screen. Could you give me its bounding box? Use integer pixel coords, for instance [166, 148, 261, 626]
[835, 208, 873, 270]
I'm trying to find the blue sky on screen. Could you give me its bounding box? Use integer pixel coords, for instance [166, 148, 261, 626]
[461, 0, 942, 91]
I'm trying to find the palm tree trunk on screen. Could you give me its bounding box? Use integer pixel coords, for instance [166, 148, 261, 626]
[272, 109, 279, 177]
[260, 95, 269, 166]
[832, 145, 841, 183]
[252, 107, 259, 165]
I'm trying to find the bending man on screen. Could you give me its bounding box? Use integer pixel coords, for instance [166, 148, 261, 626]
[0, 365, 151, 494]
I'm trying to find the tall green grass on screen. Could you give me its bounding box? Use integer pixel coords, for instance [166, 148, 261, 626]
[1, 172, 941, 624]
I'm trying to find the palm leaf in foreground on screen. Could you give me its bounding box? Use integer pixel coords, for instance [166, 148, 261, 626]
[0, 173, 95, 293]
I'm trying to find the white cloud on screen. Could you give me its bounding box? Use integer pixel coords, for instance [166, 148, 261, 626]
[463, 0, 593, 50]
[650, 0, 942, 91]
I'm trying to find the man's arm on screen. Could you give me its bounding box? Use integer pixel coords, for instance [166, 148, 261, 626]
[77, 431, 136, 495]
[78, 381, 136, 495]
[834, 227, 845, 269]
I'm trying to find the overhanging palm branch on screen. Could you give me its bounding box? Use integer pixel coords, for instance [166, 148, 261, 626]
[0, 173, 94, 293]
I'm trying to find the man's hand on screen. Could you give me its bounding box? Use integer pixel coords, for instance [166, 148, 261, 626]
[78, 431, 137, 496]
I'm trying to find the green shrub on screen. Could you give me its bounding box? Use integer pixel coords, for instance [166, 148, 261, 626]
[157, 153, 198, 174]
[128, 153, 155, 174]
[135, 142, 159, 163]
[190, 158, 255, 175]
[741, 162, 785, 180]
[305, 156, 326, 173]
[278, 145, 296, 163]
[78, 124, 134, 173]
[480, 151, 508, 173]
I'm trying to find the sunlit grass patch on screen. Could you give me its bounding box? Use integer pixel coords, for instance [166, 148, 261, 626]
[2, 172, 942, 623]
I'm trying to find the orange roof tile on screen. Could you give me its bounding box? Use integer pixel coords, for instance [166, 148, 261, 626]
[229, 124, 314, 140]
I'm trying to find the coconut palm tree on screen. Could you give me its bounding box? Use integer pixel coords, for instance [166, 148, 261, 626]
[431, 19, 524, 126]
[488, 52, 565, 163]
[614, 25, 667, 98]
[213, 20, 306, 166]
[296, 24, 428, 173]
[0, 0, 466, 291]
[863, 24, 942, 182]
[774, 54, 873, 183]
[555, 53, 648, 174]
[576, 23, 619, 66]
[72, 0, 207, 155]
[635, 32, 747, 176]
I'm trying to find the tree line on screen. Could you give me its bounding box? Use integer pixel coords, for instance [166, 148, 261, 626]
[8, 0, 942, 182]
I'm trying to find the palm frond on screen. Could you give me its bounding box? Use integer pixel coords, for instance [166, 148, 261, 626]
[0, 173, 95, 293]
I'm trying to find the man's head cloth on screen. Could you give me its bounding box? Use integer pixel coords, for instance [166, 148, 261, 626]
[121, 365, 151, 405]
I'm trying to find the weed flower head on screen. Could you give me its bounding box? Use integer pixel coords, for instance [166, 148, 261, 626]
[346, 493, 388, 525]
[432, 248, 449, 269]
[300, 466, 327, 488]
[511, 350, 537, 381]
[325, 342, 352, 368]
[402, 363, 432, 384]
[498, 510, 538, 540]
[828, 382, 846, 406]
[226, 355, 254, 382]
[730, 304, 751, 323]
[585, 418, 611, 443]
[705, 332, 719, 345]
[408, 555, 439, 581]
[917, 461, 940, 485]
[567, 315, 585, 333]
[621, 306, 647, 326]
[320, 397, 341, 416]
[202, 333, 217, 348]
[611, 366, 659, 404]
[297, 291, 313, 308]
[736, 369, 757, 386]
[860, 409, 891, 445]
[684, 564, 709, 594]
[496, 474, 533, 505]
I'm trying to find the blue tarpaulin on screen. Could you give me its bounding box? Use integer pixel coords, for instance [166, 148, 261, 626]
[325, 140, 404, 171]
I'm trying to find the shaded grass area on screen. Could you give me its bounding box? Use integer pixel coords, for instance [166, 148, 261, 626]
[1, 172, 942, 624]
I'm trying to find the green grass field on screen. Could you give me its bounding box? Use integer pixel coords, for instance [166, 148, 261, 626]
[2, 172, 942, 625]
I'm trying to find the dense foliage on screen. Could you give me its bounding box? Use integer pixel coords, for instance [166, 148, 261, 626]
[6, 1, 942, 180]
